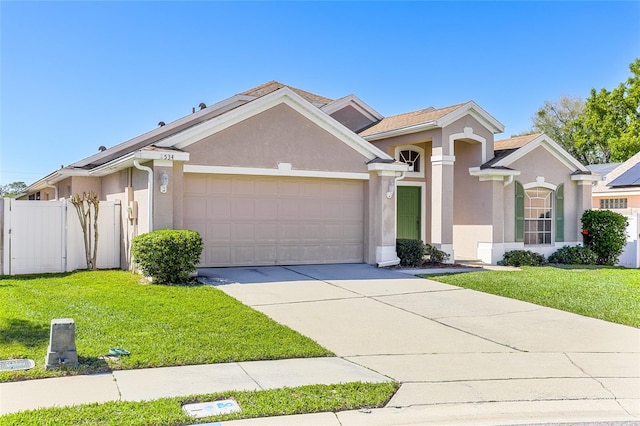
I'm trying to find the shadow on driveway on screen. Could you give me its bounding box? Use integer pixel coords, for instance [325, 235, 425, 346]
[198, 263, 413, 285]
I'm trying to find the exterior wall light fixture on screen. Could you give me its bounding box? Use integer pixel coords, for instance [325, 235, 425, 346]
[386, 181, 395, 199]
[160, 172, 169, 194]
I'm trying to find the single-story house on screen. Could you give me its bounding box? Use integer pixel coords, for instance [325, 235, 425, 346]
[589, 150, 640, 214]
[22, 81, 595, 268]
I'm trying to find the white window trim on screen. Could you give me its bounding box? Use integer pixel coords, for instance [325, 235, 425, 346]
[524, 186, 554, 246]
[523, 176, 557, 191]
[395, 145, 425, 178]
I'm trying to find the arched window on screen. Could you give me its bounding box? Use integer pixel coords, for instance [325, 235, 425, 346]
[395, 145, 425, 178]
[515, 181, 564, 245]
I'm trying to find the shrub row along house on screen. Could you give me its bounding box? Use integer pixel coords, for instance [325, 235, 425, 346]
[22, 81, 596, 268]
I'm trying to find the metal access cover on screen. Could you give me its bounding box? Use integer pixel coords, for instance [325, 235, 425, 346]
[182, 399, 241, 419]
[0, 359, 35, 371]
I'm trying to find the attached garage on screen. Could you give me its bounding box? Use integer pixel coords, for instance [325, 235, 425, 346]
[184, 174, 365, 267]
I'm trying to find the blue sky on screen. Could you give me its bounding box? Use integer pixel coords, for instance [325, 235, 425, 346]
[1, 1, 639, 186]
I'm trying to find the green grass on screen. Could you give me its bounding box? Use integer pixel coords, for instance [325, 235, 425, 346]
[0, 270, 332, 382]
[0, 381, 399, 426]
[421, 266, 640, 327]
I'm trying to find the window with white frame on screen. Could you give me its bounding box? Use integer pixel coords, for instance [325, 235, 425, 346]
[395, 145, 425, 178]
[524, 187, 553, 245]
[600, 198, 627, 209]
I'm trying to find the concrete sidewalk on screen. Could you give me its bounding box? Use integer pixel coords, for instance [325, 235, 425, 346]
[0, 357, 390, 415]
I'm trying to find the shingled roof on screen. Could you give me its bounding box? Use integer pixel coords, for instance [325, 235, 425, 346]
[358, 103, 466, 137]
[493, 133, 542, 151]
[241, 80, 334, 107]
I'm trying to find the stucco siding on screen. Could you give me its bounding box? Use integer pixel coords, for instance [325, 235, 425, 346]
[454, 141, 491, 225]
[442, 115, 495, 159]
[509, 146, 583, 244]
[454, 225, 492, 259]
[185, 103, 370, 173]
[70, 176, 101, 198]
[368, 128, 441, 156]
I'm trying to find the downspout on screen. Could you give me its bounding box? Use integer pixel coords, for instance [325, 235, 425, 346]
[44, 181, 58, 200]
[133, 160, 153, 232]
[503, 175, 514, 187]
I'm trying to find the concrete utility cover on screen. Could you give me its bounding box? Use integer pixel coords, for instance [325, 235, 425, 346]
[0, 359, 35, 371]
[182, 399, 241, 418]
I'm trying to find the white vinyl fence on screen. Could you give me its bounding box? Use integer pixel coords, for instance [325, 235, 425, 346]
[1, 199, 121, 275]
[619, 213, 640, 269]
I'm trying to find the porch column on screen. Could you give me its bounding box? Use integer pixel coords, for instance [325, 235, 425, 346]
[486, 178, 506, 264]
[367, 161, 409, 267]
[572, 174, 597, 241]
[430, 147, 455, 262]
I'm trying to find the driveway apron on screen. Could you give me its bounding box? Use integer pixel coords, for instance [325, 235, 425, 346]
[199, 264, 640, 421]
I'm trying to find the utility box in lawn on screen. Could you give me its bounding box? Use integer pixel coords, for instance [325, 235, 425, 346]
[45, 318, 79, 369]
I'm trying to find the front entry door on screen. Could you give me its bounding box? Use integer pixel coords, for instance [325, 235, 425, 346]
[397, 186, 421, 240]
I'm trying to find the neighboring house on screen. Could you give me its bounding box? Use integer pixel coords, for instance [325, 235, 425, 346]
[589, 150, 640, 214]
[588, 151, 640, 268]
[22, 81, 595, 268]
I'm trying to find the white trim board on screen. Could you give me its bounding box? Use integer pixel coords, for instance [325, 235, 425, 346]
[183, 164, 370, 180]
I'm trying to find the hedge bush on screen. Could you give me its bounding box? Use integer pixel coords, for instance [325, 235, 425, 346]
[425, 243, 450, 264]
[581, 209, 628, 266]
[396, 239, 425, 267]
[548, 245, 598, 265]
[501, 250, 546, 267]
[131, 229, 203, 284]
[396, 239, 450, 266]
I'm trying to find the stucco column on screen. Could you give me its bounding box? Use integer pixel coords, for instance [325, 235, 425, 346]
[367, 162, 409, 267]
[430, 147, 455, 262]
[487, 178, 506, 264]
[152, 160, 174, 231]
[575, 179, 593, 241]
[172, 162, 184, 229]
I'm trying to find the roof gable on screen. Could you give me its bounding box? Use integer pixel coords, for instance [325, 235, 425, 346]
[489, 134, 588, 173]
[359, 101, 504, 140]
[156, 86, 392, 162]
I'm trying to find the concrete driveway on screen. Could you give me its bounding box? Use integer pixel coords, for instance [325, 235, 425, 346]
[199, 263, 640, 424]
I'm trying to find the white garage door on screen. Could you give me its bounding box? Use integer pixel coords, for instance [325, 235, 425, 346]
[184, 174, 365, 267]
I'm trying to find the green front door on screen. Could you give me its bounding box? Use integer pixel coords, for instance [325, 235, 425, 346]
[397, 186, 421, 240]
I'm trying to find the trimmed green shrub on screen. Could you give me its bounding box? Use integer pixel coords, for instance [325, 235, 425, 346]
[548, 245, 598, 265]
[131, 229, 203, 284]
[425, 243, 450, 264]
[501, 250, 547, 267]
[581, 210, 628, 266]
[396, 239, 425, 267]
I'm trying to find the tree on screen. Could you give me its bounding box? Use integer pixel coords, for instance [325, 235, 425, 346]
[0, 181, 27, 198]
[71, 191, 100, 270]
[574, 58, 640, 163]
[531, 95, 586, 163]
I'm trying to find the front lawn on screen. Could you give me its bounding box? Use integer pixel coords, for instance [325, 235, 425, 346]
[421, 266, 640, 327]
[0, 382, 399, 426]
[0, 271, 332, 382]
